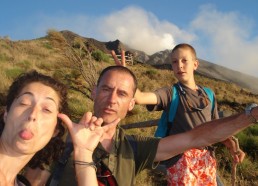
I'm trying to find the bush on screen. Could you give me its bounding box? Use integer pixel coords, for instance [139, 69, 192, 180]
[43, 42, 53, 49]
[0, 53, 11, 61]
[67, 91, 93, 121]
[70, 69, 81, 79]
[238, 134, 258, 160]
[0, 70, 11, 94]
[91, 50, 110, 62]
[16, 60, 32, 69]
[5, 67, 25, 79]
[36, 61, 53, 71]
[145, 69, 158, 78]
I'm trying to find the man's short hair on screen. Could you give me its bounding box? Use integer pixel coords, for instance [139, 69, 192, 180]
[97, 66, 138, 95]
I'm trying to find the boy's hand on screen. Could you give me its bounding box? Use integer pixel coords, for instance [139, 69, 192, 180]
[228, 136, 245, 163]
[231, 148, 245, 163]
[111, 50, 126, 67]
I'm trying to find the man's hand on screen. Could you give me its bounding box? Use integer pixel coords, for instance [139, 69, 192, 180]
[111, 50, 126, 67]
[58, 112, 120, 152]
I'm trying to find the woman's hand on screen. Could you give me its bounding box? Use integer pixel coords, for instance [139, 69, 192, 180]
[58, 112, 120, 152]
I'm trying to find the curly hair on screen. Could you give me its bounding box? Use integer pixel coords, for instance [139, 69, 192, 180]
[0, 70, 68, 170]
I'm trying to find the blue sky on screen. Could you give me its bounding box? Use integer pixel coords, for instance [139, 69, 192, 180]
[1, 0, 258, 77]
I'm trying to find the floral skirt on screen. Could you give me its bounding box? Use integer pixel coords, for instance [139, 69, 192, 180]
[167, 149, 217, 186]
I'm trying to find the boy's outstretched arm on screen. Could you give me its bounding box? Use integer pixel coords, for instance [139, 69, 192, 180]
[134, 89, 158, 105]
[155, 106, 258, 162]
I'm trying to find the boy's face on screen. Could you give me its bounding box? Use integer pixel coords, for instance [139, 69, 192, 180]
[171, 48, 199, 84]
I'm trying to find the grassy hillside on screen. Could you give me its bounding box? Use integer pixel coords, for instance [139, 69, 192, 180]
[0, 35, 257, 185]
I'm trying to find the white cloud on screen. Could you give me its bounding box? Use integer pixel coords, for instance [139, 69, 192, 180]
[30, 5, 258, 77]
[32, 6, 195, 55]
[95, 6, 195, 54]
[191, 4, 258, 77]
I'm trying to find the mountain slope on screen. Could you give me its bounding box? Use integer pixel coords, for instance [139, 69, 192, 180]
[197, 59, 258, 94]
[142, 49, 258, 95]
[59, 30, 258, 94]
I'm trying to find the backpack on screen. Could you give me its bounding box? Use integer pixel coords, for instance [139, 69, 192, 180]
[154, 84, 215, 138]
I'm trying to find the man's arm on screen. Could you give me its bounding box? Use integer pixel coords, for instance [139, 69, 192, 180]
[155, 107, 258, 162]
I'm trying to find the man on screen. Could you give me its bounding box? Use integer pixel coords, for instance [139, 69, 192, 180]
[30, 66, 257, 186]
[90, 65, 256, 186]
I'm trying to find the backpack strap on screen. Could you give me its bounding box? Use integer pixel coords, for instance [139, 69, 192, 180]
[17, 175, 31, 186]
[203, 87, 215, 114]
[154, 85, 179, 137]
[168, 85, 180, 122]
[48, 135, 73, 186]
[125, 135, 137, 158]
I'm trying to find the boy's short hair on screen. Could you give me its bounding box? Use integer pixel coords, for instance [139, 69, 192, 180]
[171, 43, 197, 60]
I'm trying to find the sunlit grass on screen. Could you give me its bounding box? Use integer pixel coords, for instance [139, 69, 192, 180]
[0, 36, 257, 185]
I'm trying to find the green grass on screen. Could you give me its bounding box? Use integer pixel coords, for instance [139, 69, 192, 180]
[5, 67, 25, 79]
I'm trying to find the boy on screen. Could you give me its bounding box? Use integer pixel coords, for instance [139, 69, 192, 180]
[112, 44, 245, 185]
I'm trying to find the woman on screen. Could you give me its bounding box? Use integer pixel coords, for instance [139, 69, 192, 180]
[0, 71, 119, 186]
[0, 70, 68, 185]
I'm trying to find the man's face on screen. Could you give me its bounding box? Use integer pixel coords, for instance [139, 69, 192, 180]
[93, 70, 135, 125]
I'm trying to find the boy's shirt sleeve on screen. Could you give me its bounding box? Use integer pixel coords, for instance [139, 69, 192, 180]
[146, 86, 172, 111]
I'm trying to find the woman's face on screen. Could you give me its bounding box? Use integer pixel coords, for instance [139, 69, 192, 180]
[2, 82, 60, 155]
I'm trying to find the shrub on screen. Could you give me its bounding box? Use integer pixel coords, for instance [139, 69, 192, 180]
[5, 67, 25, 79]
[70, 69, 81, 79]
[36, 61, 53, 71]
[43, 42, 53, 49]
[0, 53, 11, 61]
[16, 60, 32, 69]
[67, 90, 93, 121]
[91, 50, 110, 62]
[0, 70, 11, 94]
[238, 133, 258, 160]
[145, 69, 158, 79]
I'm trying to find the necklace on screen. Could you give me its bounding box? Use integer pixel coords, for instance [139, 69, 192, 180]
[177, 83, 209, 111]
